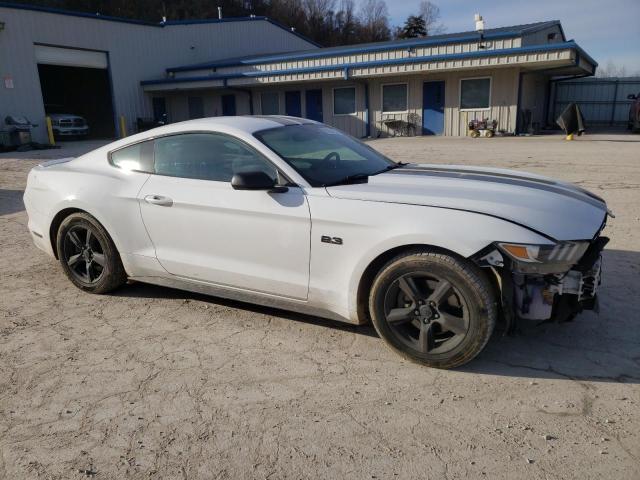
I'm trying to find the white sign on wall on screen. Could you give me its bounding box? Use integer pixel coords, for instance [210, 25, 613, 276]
[4, 75, 14, 89]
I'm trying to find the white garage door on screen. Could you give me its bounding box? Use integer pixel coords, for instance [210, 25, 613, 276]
[34, 45, 108, 69]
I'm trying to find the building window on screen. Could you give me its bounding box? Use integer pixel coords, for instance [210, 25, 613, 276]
[261, 92, 279, 115]
[382, 84, 408, 113]
[333, 87, 356, 115]
[460, 77, 491, 110]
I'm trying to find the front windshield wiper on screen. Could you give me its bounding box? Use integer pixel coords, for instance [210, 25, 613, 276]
[322, 162, 407, 187]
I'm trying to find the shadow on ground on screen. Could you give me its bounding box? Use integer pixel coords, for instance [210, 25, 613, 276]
[111, 248, 640, 384]
[0, 189, 25, 216]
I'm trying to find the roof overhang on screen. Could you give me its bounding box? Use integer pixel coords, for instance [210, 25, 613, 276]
[142, 41, 597, 92]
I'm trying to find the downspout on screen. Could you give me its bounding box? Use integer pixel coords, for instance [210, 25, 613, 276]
[515, 71, 524, 135]
[364, 81, 371, 138]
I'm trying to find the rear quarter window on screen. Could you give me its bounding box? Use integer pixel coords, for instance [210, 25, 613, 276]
[109, 141, 154, 173]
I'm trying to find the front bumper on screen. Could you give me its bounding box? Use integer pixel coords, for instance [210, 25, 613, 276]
[53, 127, 89, 136]
[512, 236, 608, 322]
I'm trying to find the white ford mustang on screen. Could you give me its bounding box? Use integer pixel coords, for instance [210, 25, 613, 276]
[24, 116, 610, 368]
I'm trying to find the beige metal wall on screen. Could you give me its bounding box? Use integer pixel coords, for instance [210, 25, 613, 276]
[165, 91, 251, 122]
[164, 67, 520, 137]
[251, 82, 369, 138]
[367, 68, 520, 137]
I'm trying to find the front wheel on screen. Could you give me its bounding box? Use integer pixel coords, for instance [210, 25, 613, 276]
[369, 249, 496, 369]
[56, 212, 127, 294]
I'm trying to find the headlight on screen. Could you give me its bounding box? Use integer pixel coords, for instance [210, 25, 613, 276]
[497, 241, 589, 274]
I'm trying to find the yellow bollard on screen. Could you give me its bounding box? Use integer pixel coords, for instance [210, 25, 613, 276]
[565, 133, 574, 141]
[45, 116, 55, 146]
[119, 115, 127, 138]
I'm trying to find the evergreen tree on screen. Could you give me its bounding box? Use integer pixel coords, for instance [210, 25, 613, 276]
[398, 15, 427, 39]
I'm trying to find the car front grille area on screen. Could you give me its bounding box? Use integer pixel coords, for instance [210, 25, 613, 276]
[58, 119, 86, 127]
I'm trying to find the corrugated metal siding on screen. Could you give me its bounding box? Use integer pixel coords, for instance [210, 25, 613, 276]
[250, 82, 367, 138]
[521, 25, 564, 46]
[368, 68, 519, 136]
[551, 77, 640, 125]
[0, 6, 315, 141]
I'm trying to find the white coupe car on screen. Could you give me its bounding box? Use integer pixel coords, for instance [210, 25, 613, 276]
[24, 116, 610, 368]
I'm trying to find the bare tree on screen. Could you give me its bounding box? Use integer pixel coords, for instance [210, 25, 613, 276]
[418, 0, 445, 36]
[335, 0, 358, 45]
[596, 60, 631, 78]
[357, 0, 391, 42]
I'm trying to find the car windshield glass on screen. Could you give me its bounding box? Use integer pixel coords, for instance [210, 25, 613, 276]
[254, 124, 396, 187]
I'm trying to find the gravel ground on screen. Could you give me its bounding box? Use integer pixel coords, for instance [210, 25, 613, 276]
[1, 134, 639, 479]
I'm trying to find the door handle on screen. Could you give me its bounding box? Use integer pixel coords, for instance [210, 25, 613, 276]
[144, 194, 173, 207]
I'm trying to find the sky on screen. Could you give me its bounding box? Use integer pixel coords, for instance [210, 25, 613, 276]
[368, 0, 640, 74]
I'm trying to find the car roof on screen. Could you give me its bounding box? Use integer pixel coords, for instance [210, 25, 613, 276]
[99, 115, 318, 154]
[162, 115, 317, 134]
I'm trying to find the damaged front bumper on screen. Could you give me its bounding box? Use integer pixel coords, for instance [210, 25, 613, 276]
[475, 235, 609, 328]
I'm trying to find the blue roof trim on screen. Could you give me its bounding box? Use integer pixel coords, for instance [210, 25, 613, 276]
[167, 30, 521, 72]
[143, 41, 593, 86]
[0, 0, 319, 46]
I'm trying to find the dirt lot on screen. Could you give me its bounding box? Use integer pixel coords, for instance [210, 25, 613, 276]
[1, 134, 639, 479]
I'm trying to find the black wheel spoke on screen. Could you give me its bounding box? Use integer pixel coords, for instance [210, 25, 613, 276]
[68, 231, 83, 249]
[92, 253, 105, 267]
[85, 262, 92, 282]
[384, 272, 470, 356]
[67, 253, 82, 267]
[85, 229, 92, 247]
[398, 276, 421, 303]
[386, 307, 414, 324]
[418, 323, 434, 353]
[427, 280, 451, 304]
[438, 312, 467, 335]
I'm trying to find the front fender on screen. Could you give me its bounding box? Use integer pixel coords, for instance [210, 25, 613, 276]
[306, 196, 552, 323]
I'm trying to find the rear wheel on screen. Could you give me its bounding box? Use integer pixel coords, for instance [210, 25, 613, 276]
[56, 212, 126, 294]
[369, 249, 496, 369]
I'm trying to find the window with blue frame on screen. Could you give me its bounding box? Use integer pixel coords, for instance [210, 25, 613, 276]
[333, 87, 356, 115]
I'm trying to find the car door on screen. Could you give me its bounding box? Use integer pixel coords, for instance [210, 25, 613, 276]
[138, 132, 311, 300]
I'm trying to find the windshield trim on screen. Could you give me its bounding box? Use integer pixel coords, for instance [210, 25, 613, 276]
[253, 124, 396, 187]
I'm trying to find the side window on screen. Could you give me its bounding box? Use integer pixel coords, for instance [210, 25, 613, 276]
[109, 141, 153, 173]
[153, 133, 276, 182]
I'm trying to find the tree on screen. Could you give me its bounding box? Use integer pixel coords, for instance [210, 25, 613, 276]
[397, 15, 427, 39]
[418, 0, 445, 36]
[357, 0, 391, 42]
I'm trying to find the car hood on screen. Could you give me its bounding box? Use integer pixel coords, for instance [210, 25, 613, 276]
[325, 164, 608, 241]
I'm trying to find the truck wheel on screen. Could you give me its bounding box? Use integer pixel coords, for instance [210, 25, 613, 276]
[369, 249, 496, 369]
[56, 212, 127, 294]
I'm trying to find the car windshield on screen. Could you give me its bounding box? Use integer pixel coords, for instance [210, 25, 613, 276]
[254, 124, 397, 187]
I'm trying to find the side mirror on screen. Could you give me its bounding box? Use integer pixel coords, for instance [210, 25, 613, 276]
[231, 171, 287, 192]
[628, 94, 637, 100]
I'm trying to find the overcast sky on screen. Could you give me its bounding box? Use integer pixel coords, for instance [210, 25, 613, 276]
[372, 0, 640, 74]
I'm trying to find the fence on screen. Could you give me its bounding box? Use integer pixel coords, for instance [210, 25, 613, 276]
[551, 77, 640, 126]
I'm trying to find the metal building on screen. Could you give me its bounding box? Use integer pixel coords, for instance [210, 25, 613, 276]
[0, 2, 597, 141]
[143, 20, 597, 137]
[0, 2, 317, 143]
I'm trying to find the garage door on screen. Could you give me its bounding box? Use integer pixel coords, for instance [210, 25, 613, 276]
[34, 45, 108, 69]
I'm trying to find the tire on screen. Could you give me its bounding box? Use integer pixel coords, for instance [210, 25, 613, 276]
[56, 212, 127, 294]
[368, 249, 496, 369]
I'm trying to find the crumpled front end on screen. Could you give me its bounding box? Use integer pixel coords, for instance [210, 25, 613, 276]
[473, 223, 609, 328]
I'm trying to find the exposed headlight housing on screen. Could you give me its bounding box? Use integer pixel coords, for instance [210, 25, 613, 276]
[497, 241, 589, 274]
